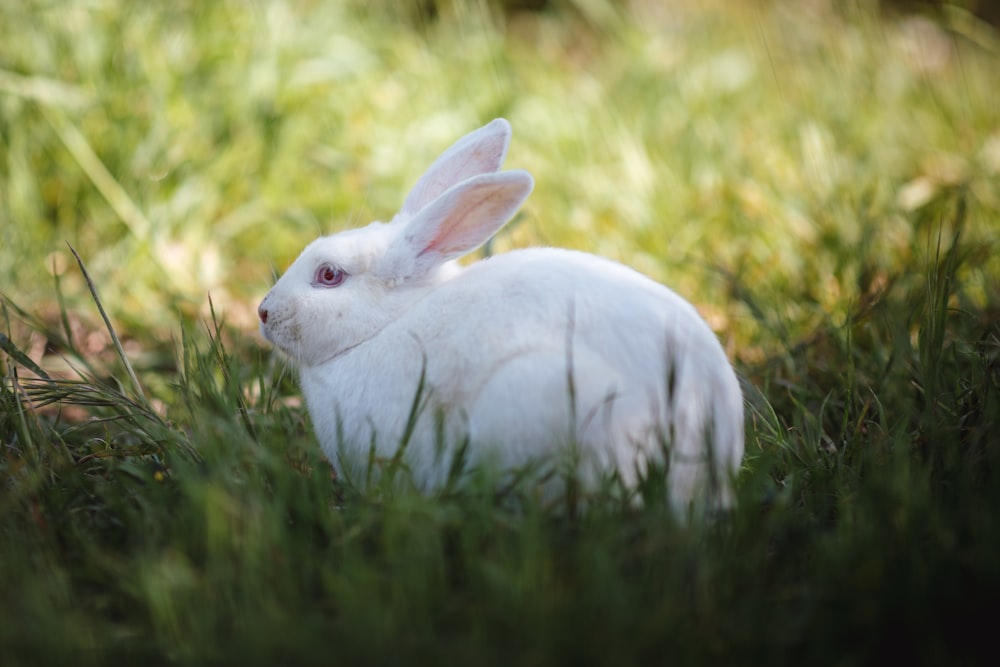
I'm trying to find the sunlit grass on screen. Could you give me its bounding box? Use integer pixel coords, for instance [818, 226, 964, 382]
[1, 0, 999, 664]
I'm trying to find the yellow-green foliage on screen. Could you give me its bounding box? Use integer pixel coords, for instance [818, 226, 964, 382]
[3, 1, 997, 350]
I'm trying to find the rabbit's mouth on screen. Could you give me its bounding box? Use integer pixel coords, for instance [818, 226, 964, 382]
[258, 319, 284, 347]
[259, 318, 301, 359]
[260, 318, 362, 368]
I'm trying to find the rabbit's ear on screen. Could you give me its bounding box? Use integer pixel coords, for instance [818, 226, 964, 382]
[384, 170, 533, 279]
[397, 119, 513, 219]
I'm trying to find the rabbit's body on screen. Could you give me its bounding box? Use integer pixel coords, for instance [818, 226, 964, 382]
[300, 246, 741, 509]
[259, 119, 744, 517]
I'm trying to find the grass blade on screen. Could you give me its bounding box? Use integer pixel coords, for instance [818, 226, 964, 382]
[0, 331, 50, 380]
[66, 243, 149, 410]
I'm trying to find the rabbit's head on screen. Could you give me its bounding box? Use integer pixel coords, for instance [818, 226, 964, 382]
[258, 119, 534, 367]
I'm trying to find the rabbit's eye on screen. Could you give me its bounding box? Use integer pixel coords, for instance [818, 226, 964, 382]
[313, 264, 347, 288]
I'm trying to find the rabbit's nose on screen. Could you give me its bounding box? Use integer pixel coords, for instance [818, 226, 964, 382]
[258, 304, 268, 324]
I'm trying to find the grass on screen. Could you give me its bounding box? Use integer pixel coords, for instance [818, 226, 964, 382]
[2, 0, 999, 664]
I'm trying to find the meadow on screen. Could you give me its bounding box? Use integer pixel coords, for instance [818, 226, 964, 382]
[1, 0, 998, 664]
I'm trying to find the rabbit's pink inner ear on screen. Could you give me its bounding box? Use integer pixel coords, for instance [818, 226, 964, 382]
[412, 196, 488, 258]
[399, 119, 512, 217]
[407, 171, 534, 264]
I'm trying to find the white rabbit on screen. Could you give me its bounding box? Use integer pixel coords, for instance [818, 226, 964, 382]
[258, 118, 744, 518]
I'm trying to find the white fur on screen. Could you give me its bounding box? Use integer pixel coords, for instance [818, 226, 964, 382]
[258, 118, 744, 517]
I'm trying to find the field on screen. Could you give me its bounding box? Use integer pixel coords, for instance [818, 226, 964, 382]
[2, 0, 999, 664]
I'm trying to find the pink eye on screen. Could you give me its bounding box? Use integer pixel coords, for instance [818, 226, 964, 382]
[313, 264, 347, 287]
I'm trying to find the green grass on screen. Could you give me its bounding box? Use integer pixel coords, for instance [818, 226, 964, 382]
[2, 0, 999, 664]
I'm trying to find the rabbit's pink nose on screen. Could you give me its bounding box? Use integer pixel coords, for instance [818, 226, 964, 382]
[258, 305, 268, 324]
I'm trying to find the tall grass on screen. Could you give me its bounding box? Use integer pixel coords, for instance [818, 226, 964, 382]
[2, 0, 999, 664]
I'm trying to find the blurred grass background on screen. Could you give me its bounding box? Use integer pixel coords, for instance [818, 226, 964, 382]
[2, 0, 999, 664]
[4, 0, 996, 349]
